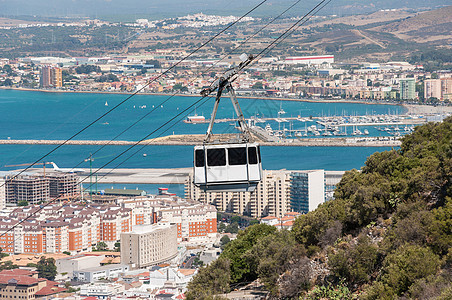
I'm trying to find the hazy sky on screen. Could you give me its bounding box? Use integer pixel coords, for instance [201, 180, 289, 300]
[0, 0, 449, 19]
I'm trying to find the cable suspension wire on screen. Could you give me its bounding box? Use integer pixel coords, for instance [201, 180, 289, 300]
[0, 0, 334, 245]
[38, 0, 309, 176]
[0, 95, 211, 242]
[83, 0, 334, 186]
[228, 0, 332, 88]
[0, 0, 269, 186]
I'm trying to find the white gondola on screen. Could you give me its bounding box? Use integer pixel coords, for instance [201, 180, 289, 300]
[194, 142, 262, 192]
[193, 54, 262, 192]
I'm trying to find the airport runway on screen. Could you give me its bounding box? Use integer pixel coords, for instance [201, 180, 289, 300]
[78, 167, 192, 184]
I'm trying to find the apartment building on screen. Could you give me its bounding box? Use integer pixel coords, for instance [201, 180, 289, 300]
[0, 204, 132, 254]
[120, 223, 178, 269]
[425, 79, 442, 100]
[399, 78, 416, 100]
[158, 202, 217, 243]
[5, 175, 49, 205]
[4, 172, 80, 205]
[47, 173, 80, 199]
[186, 170, 290, 218]
[425, 77, 452, 100]
[291, 170, 325, 214]
[186, 169, 326, 218]
[119, 196, 217, 243]
[100, 206, 132, 248]
[40, 65, 63, 88]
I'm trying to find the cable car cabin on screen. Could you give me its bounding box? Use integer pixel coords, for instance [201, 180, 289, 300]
[193, 143, 262, 192]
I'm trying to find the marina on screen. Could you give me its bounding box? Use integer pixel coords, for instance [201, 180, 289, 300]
[0, 89, 449, 173]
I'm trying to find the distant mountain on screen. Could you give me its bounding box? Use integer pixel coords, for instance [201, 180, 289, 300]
[0, 0, 450, 20]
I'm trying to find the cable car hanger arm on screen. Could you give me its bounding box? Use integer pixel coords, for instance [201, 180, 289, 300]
[201, 54, 254, 144]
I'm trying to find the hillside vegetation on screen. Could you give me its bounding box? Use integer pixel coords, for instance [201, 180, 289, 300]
[186, 116, 452, 299]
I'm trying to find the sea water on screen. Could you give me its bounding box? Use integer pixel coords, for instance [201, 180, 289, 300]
[0, 89, 402, 176]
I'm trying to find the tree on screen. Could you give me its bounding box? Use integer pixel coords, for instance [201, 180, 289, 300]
[0, 261, 18, 271]
[252, 81, 264, 89]
[230, 216, 241, 224]
[0, 248, 8, 259]
[382, 245, 441, 296]
[249, 219, 260, 226]
[186, 258, 231, 300]
[95, 242, 108, 251]
[2, 78, 13, 86]
[75, 65, 100, 74]
[218, 222, 226, 232]
[328, 235, 379, 286]
[2, 64, 13, 75]
[224, 222, 239, 234]
[220, 235, 230, 249]
[245, 230, 305, 296]
[221, 224, 276, 283]
[95, 74, 119, 82]
[114, 242, 120, 252]
[36, 257, 57, 280]
[17, 200, 29, 207]
[172, 83, 188, 92]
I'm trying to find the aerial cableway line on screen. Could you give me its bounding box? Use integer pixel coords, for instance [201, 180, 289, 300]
[0, 0, 335, 243]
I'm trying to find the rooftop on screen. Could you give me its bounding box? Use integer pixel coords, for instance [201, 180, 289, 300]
[128, 223, 174, 234]
[76, 264, 128, 273]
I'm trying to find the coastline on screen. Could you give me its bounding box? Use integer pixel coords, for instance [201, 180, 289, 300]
[2, 87, 450, 115]
[0, 86, 414, 108]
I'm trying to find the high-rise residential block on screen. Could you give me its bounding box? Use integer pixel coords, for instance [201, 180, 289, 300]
[399, 78, 416, 100]
[186, 169, 325, 218]
[40, 66, 62, 88]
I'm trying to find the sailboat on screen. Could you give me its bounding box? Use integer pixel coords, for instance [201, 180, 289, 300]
[105, 101, 108, 106]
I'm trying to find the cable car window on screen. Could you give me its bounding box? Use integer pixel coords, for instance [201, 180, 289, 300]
[228, 147, 247, 165]
[248, 147, 258, 164]
[207, 149, 226, 166]
[195, 149, 205, 167]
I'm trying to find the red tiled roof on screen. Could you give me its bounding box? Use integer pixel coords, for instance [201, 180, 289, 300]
[0, 269, 37, 276]
[282, 221, 294, 226]
[35, 285, 67, 296]
[262, 216, 277, 220]
[0, 274, 45, 285]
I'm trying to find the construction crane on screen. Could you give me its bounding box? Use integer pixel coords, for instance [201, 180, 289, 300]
[4, 162, 53, 176]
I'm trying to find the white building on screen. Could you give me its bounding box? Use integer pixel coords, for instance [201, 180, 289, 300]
[291, 170, 325, 213]
[120, 223, 178, 269]
[74, 264, 129, 283]
[285, 55, 334, 66]
[79, 282, 125, 298]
